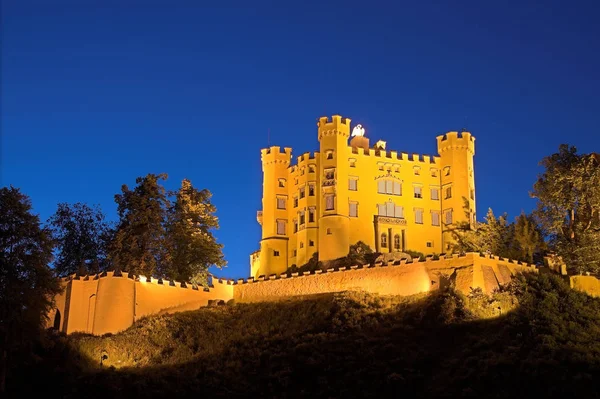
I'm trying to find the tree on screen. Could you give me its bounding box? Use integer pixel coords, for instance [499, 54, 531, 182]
[166, 179, 226, 286]
[47, 203, 111, 277]
[512, 212, 545, 264]
[109, 174, 170, 277]
[0, 187, 61, 393]
[531, 145, 600, 274]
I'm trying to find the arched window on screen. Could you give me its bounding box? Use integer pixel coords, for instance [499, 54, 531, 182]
[53, 309, 61, 330]
[381, 233, 387, 248]
[394, 234, 401, 250]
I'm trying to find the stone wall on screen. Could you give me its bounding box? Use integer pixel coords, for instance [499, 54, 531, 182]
[570, 275, 600, 297]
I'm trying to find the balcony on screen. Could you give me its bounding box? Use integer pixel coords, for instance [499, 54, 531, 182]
[257, 210, 263, 225]
[374, 215, 407, 226]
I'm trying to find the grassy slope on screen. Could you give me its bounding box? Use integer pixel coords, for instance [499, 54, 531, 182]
[11, 273, 600, 398]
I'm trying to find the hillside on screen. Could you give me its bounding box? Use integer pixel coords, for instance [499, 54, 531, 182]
[10, 273, 600, 398]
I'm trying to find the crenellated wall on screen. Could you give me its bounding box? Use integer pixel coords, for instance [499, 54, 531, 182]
[47, 272, 234, 335]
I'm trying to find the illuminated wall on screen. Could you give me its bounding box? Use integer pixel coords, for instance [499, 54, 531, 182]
[252, 115, 476, 279]
[235, 253, 537, 303]
[570, 275, 600, 297]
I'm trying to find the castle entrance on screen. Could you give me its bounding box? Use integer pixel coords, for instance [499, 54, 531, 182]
[373, 215, 406, 253]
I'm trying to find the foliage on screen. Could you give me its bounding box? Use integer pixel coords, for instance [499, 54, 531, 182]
[531, 145, 600, 274]
[47, 203, 112, 277]
[109, 174, 224, 283]
[287, 242, 378, 275]
[0, 186, 62, 393]
[165, 179, 226, 286]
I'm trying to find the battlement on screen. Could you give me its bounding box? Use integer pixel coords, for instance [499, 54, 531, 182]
[261, 146, 293, 165]
[64, 270, 235, 289]
[318, 115, 351, 140]
[436, 131, 476, 154]
[349, 146, 440, 164]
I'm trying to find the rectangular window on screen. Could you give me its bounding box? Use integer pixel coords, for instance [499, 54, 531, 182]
[274, 250, 280, 256]
[414, 186, 422, 199]
[393, 181, 401, 196]
[278, 179, 286, 188]
[386, 201, 394, 217]
[293, 220, 298, 233]
[349, 179, 358, 191]
[378, 180, 386, 194]
[386, 180, 393, 194]
[431, 188, 439, 200]
[308, 165, 315, 173]
[445, 186, 452, 199]
[293, 249, 297, 257]
[308, 208, 315, 223]
[326, 150, 334, 160]
[277, 197, 286, 209]
[414, 166, 421, 175]
[309, 240, 314, 247]
[395, 205, 404, 218]
[299, 211, 305, 225]
[431, 211, 440, 226]
[309, 184, 315, 196]
[325, 194, 335, 210]
[299, 187, 305, 199]
[349, 159, 356, 167]
[349, 202, 358, 217]
[293, 197, 298, 208]
[276, 220, 286, 235]
[444, 209, 453, 225]
[426, 241, 433, 248]
[378, 204, 386, 216]
[325, 168, 335, 180]
[415, 209, 423, 224]
[470, 189, 475, 200]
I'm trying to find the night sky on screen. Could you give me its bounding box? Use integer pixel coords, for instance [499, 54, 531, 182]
[3, 0, 600, 279]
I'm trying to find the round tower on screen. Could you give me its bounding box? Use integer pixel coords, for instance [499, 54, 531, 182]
[436, 131, 476, 251]
[317, 115, 351, 262]
[258, 146, 292, 277]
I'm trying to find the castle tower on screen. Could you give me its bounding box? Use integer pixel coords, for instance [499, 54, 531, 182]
[436, 131, 476, 250]
[258, 146, 292, 276]
[317, 115, 351, 262]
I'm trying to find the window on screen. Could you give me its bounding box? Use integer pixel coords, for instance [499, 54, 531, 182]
[326, 150, 334, 160]
[415, 208, 423, 224]
[378, 163, 384, 171]
[276, 220, 286, 235]
[444, 166, 451, 176]
[325, 194, 335, 210]
[431, 211, 440, 226]
[299, 210, 305, 225]
[278, 178, 286, 188]
[394, 234, 401, 250]
[394, 165, 400, 173]
[414, 186, 422, 199]
[326, 228, 332, 235]
[431, 187, 439, 200]
[294, 197, 298, 208]
[377, 179, 401, 195]
[277, 197, 286, 209]
[308, 165, 316, 173]
[377, 202, 403, 218]
[325, 168, 335, 180]
[349, 202, 358, 217]
[445, 186, 452, 199]
[299, 187, 305, 199]
[293, 250, 297, 257]
[293, 219, 298, 233]
[300, 167, 305, 176]
[309, 184, 315, 196]
[274, 250, 280, 257]
[430, 169, 438, 178]
[308, 208, 315, 223]
[349, 178, 358, 191]
[309, 240, 315, 247]
[349, 158, 356, 167]
[426, 241, 433, 248]
[300, 242, 304, 248]
[470, 189, 475, 200]
[381, 233, 387, 248]
[414, 166, 421, 176]
[444, 209, 453, 225]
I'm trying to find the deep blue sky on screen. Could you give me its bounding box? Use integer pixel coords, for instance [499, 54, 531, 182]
[3, 0, 599, 279]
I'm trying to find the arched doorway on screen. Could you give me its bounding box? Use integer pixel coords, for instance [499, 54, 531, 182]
[53, 309, 61, 330]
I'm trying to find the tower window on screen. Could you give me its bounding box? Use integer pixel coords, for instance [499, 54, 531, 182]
[325, 194, 335, 211]
[470, 189, 475, 200]
[393, 165, 400, 173]
[326, 228, 332, 235]
[309, 184, 315, 196]
[431, 211, 440, 226]
[349, 158, 356, 167]
[415, 208, 424, 224]
[308, 165, 316, 173]
[300, 242, 304, 248]
[378, 163, 384, 171]
[277, 197, 286, 209]
[293, 219, 298, 233]
[431, 187, 439, 200]
[324, 168, 335, 180]
[278, 179, 286, 188]
[430, 169, 438, 177]
[309, 240, 315, 247]
[299, 186, 305, 199]
[413, 186, 422, 199]
[294, 197, 298, 208]
[276, 220, 287, 235]
[326, 150, 334, 160]
[293, 250, 297, 257]
[381, 233, 387, 248]
[414, 166, 421, 176]
[349, 202, 358, 217]
[308, 208, 315, 223]
[299, 210, 305, 225]
[274, 250, 280, 257]
[444, 166, 451, 176]
[349, 178, 358, 191]
[426, 241, 433, 248]
[445, 186, 452, 199]
[394, 234, 401, 250]
[444, 209, 453, 225]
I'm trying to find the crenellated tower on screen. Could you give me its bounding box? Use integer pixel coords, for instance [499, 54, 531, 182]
[258, 146, 292, 276]
[436, 131, 476, 250]
[317, 115, 351, 262]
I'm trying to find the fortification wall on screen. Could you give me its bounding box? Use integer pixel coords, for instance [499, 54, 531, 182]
[234, 253, 538, 303]
[570, 275, 600, 297]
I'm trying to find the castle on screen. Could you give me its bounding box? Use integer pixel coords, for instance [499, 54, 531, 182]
[251, 115, 476, 278]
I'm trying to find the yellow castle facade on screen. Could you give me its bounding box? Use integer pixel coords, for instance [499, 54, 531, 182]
[251, 115, 476, 278]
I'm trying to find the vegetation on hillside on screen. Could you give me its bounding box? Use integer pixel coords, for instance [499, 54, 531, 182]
[7, 273, 600, 398]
